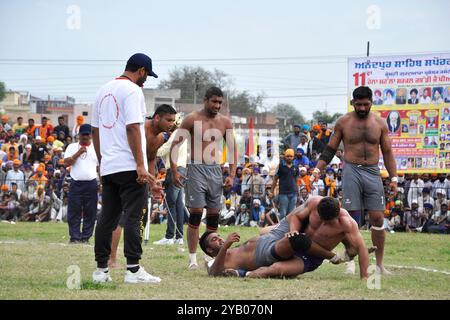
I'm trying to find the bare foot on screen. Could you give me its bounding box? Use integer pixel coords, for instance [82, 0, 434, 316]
[375, 265, 392, 275]
[223, 269, 239, 277]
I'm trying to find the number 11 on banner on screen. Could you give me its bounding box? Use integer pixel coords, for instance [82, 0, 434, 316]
[353, 72, 367, 86]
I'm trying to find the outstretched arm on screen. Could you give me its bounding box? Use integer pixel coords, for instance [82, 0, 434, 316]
[343, 220, 369, 279]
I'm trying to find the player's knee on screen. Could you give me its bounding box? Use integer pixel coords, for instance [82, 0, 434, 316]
[188, 211, 203, 229]
[288, 233, 312, 252]
[370, 214, 384, 227]
[206, 211, 219, 231]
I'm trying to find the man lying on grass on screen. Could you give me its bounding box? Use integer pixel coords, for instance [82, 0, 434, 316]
[199, 196, 370, 279]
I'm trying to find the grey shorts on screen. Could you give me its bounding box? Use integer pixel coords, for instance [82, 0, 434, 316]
[342, 161, 385, 212]
[185, 164, 223, 210]
[254, 219, 289, 268]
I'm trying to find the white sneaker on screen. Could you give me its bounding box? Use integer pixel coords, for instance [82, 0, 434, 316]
[153, 237, 174, 245]
[188, 262, 198, 270]
[345, 260, 356, 274]
[124, 267, 161, 284]
[92, 270, 112, 283]
[174, 238, 184, 245]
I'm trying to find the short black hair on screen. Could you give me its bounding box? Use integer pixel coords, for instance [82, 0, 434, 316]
[205, 87, 223, 99]
[410, 88, 418, 95]
[41, 117, 48, 121]
[58, 116, 64, 120]
[17, 117, 23, 120]
[125, 62, 141, 73]
[352, 86, 373, 101]
[28, 118, 34, 122]
[199, 231, 214, 255]
[152, 104, 177, 117]
[317, 197, 340, 220]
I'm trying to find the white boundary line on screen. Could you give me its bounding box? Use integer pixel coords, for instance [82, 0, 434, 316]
[385, 264, 450, 276]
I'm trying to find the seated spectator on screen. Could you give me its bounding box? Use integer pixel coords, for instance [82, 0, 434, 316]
[385, 208, 405, 232]
[297, 167, 311, 193]
[298, 187, 310, 206]
[434, 189, 447, 212]
[21, 185, 52, 222]
[424, 202, 450, 234]
[229, 188, 241, 211]
[309, 168, 324, 196]
[235, 203, 250, 226]
[324, 168, 337, 197]
[219, 199, 236, 226]
[241, 167, 252, 194]
[251, 199, 265, 227]
[403, 201, 423, 232]
[293, 148, 309, 167]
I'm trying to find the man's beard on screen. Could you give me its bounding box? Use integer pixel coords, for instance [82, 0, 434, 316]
[356, 110, 370, 119]
[136, 76, 146, 87]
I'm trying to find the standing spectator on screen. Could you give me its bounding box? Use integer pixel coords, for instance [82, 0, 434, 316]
[72, 115, 85, 138]
[249, 166, 265, 201]
[64, 124, 99, 244]
[26, 118, 37, 138]
[296, 135, 309, 155]
[421, 173, 433, 191]
[261, 148, 278, 172]
[307, 128, 325, 158]
[432, 174, 450, 199]
[21, 144, 35, 166]
[317, 120, 332, 145]
[241, 167, 252, 194]
[407, 173, 424, 207]
[272, 149, 299, 220]
[2, 136, 19, 156]
[91, 53, 160, 284]
[154, 116, 187, 246]
[36, 117, 53, 140]
[31, 136, 47, 163]
[282, 124, 304, 150]
[30, 165, 48, 187]
[12, 117, 27, 136]
[54, 116, 70, 139]
[1, 116, 12, 132]
[6, 159, 24, 191]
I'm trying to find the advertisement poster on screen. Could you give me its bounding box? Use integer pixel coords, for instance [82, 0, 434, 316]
[348, 53, 450, 173]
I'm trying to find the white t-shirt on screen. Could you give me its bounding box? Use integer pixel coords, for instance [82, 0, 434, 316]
[92, 78, 148, 176]
[64, 143, 98, 181]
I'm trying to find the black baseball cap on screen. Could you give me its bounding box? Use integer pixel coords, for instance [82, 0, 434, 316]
[79, 124, 92, 135]
[127, 53, 158, 78]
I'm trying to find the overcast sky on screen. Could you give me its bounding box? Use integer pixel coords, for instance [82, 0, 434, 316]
[1, 0, 449, 119]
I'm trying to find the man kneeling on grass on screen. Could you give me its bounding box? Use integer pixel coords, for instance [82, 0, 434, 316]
[199, 196, 370, 279]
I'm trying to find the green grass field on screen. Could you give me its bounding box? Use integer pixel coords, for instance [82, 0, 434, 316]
[0, 222, 449, 300]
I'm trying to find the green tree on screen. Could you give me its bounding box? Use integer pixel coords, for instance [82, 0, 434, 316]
[228, 90, 265, 114]
[271, 103, 306, 136]
[158, 66, 232, 103]
[312, 110, 343, 124]
[0, 81, 5, 103]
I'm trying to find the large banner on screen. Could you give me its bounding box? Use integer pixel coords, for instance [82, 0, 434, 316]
[348, 53, 450, 173]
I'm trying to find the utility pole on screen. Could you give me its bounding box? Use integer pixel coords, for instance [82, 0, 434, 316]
[193, 72, 199, 104]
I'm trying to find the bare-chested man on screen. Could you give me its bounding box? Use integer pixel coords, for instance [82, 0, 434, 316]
[108, 104, 175, 268]
[170, 87, 237, 269]
[315, 86, 397, 275]
[199, 196, 369, 279]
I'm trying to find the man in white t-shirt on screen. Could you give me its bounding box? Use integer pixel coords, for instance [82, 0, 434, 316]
[64, 124, 98, 244]
[91, 53, 161, 284]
